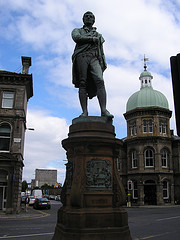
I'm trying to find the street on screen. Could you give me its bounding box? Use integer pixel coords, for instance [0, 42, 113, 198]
[0, 200, 61, 240]
[128, 206, 180, 240]
[0, 202, 180, 240]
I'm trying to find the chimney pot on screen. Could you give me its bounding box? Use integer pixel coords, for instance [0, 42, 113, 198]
[21, 56, 31, 74]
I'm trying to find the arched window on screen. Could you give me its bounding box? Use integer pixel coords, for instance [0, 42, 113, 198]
[144, 149, 154, 167]
[131, 150, 137, 168]
[163, 181, 169, 199]
[161, 149, 168, 167]
[0, 123, 11, 151]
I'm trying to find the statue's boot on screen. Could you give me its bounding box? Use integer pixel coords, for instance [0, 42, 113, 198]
[79, 88, 88, 117]
[97, 88, 114, 119]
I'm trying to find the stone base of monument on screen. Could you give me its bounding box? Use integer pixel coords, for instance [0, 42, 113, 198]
[52, 117, 131, 240]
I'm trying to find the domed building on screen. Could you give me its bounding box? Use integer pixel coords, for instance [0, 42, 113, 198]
[120, 63, 180, 206]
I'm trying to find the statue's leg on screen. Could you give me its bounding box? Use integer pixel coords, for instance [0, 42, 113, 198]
[97, 85, 113, 118]
[79, 81, 88, 117]
[76, 54, 89, 117]
[97, 86, 106, 114]
[90, 59, 114, 118]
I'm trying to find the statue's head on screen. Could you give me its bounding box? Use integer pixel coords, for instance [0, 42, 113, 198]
[83, 11, 95, 26]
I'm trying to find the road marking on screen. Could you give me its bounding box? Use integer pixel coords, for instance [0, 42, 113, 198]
[138, 232, 170, 239]
[156, 215, 180, 221]
[0, 232, 54, 239]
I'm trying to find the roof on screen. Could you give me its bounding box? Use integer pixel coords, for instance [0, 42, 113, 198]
[126, 86, 169, 112]
[126, 69, 169, 112]
[0, 70, 33, 100]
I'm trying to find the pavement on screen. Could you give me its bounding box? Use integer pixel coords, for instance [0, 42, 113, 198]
[0, 205, 49, 220]
[1, 204, 180, 220]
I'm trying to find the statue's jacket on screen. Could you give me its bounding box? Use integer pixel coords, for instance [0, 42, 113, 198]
[72, 26, 107, 99]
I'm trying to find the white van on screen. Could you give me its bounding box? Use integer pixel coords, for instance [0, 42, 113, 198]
[32, 189, 42, 198]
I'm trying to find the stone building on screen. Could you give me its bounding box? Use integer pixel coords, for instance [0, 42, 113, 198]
[33, 169, 57, 187]
[119, 63, 180, 206]
[0, 57, 33, 213]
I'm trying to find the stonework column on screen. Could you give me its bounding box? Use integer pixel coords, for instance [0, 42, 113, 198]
[171, 183, 175, 204]
[138, 183, 144, 205]
[156, 183, 164, 205]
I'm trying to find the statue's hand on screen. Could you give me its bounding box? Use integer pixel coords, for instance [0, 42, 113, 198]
[93, 37, 99, 43]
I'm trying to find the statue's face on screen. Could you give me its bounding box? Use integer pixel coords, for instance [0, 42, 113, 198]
[83, 12, 95, 26]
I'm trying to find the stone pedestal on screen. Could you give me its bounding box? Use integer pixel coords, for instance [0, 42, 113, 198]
[52, 117, 131, 240]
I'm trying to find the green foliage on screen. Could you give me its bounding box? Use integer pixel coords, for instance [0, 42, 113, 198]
[22, 180, 28, 192]
[41, 183, 52, 189]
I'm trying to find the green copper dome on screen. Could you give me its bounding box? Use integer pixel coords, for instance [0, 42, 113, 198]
[126, 69, 169, 112]
[140, 71, 152, 78]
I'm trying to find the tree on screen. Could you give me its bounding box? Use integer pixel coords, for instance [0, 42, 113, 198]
[41, 183, 51, 195]
[41, 183, 51, 190]
[22, 180, 28, 192]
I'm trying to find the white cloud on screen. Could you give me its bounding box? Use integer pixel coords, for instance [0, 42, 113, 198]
[1, 0, 179, 183]
[23, 109, 69, 184]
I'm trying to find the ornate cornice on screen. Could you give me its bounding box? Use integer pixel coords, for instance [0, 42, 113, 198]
[0, 71, 33, 100]
[124, 106, 172, 120]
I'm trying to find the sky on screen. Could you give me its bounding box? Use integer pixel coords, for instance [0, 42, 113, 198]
[0, 0, 180, 184]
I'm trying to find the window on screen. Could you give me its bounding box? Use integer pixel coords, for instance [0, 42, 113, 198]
[144, 149, 154, 167]
[132, 150, 137, 168]
[161, 149, 168, 167]
[163, 181, 169, 199]
[0, 123, 11, 151]
[2, 92, 14, 109]
[143, 120, 147, 133]
[133, 181, 138, 199]
[129, 121, 137, 136]
[149, 120, 153, 133]
[159, 120, 167, 134]
[143, 119, 153, 133]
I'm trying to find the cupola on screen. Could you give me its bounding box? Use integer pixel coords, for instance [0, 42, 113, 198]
[126, 57, 169, 112]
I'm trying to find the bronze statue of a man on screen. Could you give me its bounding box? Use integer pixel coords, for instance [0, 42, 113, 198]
[71, 11, 113, 118]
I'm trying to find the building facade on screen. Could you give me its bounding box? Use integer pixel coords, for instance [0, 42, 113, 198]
[34, 169, 57, 187]
[0, 57, 33, 213]
[119, 64, 180, 206]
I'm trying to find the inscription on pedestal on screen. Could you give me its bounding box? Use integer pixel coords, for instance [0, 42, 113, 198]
[86, 159, 112, 190]
[92, 199, 107, 204]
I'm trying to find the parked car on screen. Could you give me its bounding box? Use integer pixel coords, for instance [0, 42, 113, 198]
[55, 195, 61, 201]
[33, 198, 51, 210]
[29, 196, 35, 206]
[43, 194, 49, 199]
[49, 195, 55, 200]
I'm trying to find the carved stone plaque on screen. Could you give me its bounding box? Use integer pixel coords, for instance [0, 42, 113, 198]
[86, 159, 112, 190]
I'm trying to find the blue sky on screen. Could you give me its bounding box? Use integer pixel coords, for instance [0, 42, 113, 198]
[0, 0, 180, 184]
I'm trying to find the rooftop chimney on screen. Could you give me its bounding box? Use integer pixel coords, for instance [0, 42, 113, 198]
[21, 56, 31, 74]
